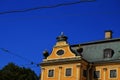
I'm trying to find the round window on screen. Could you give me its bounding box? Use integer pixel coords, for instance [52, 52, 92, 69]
[56, 50, 64, 55]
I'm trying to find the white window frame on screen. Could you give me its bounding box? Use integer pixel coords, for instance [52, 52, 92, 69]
[108, 68, 118, 79]
[47, 69, 55, 78]
[64, 67, 73, 77]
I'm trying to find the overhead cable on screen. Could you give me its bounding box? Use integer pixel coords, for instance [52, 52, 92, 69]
[0, 48, 39, 67]
[0, 0, 95, 15]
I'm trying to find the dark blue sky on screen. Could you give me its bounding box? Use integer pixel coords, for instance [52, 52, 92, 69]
[0, 0, 120, 76]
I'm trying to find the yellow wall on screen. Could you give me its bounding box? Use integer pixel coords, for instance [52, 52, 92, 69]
[91, 63, 120, 80]
[42, 63, 79, 80]
[41, 37, 120, 80]
[41, 41, 88, 80]
[47, 42, 75, 60]
[41, 60, 88, 80]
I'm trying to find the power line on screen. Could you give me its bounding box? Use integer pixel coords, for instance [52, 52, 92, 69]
[0, 48, 31, 62]
[0, 0, 95, 15]
[0, 48, 40, 67]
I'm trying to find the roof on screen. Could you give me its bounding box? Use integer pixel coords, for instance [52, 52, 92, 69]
[71, 38, 120, 63]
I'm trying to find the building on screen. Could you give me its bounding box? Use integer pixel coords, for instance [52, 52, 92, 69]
[40, 31, 120, 80]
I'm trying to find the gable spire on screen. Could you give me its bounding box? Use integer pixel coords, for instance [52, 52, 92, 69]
[56, 32, 68, 42]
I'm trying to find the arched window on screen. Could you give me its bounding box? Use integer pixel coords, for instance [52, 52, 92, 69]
[104, 48, 114, 58]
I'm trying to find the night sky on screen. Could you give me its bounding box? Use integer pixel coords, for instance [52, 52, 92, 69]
[0, 0, 120, 76]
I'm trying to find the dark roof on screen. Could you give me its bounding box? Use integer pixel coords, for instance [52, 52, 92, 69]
[71, 38, 120, 63]
[93, 59, 120, 64]
[72, 38, 120, 46]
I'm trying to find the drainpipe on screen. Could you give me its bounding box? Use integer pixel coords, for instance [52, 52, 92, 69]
[87, 63, 92, 80]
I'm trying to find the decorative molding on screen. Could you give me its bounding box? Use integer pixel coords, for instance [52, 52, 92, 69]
[41, 57, 82, 66]
[103, 68, 107, 71]
[59, 66, 62, 69]
[41, 68, 45, 70]
[76, 64, 81, 67]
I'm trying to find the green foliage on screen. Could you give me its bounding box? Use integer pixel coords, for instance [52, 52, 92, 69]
[0, 63, 39, 80]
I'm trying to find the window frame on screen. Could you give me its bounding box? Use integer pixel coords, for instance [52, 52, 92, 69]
[93, 71, 100, 79]
[109, 68, 118, 79]
[48, 69, 54, 78]
[65, 67, 72, 77]
[103, 48, 114, 58]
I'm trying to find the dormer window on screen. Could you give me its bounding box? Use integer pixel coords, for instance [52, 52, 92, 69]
[104, 48, 114, 58]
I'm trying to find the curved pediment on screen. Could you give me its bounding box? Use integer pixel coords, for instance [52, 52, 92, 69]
[47, 41, 76, 60]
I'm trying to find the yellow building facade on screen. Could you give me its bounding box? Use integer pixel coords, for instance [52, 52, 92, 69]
[40, 31, 120, 80]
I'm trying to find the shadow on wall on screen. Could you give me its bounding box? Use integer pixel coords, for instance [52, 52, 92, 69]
[89, 67, 99, 80]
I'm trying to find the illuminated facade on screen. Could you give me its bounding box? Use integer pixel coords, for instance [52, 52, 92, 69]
[40, 31, 120, 80]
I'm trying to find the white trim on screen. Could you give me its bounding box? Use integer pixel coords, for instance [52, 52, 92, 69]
[58, 67, 62, 80]
[54, 46, 76, 59]
[64, 67, 73, 77]
[104, 70, 106, 80]
[47, 44, 76, 60]
[55, 48, 66, 57]
[108, 68, 118, 79]
[47, 68, 55, 78]
[46, 56, 78, 60]
[41, 68, 44, 80]
[76, 66, 79, 80]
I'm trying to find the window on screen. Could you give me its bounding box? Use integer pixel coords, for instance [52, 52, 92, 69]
[110, 70, 117, 78]
[83, 70, 87, 77]
[104, 48, 114, 58]
[66, 68, 72, 76]
[94, 71, 100, 78]
[48, 69, 54, 77]
[56, 50, 64, 55]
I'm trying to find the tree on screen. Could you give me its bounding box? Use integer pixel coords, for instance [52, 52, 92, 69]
[0, 63, 39, 80]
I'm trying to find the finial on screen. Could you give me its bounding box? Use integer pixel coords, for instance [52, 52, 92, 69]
[61, 32, 64, 36]
[56, 32, 68, 42]
[43, 49, 49, 59]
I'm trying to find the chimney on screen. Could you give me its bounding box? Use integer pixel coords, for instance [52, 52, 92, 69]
[105, 30, 113, 39]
